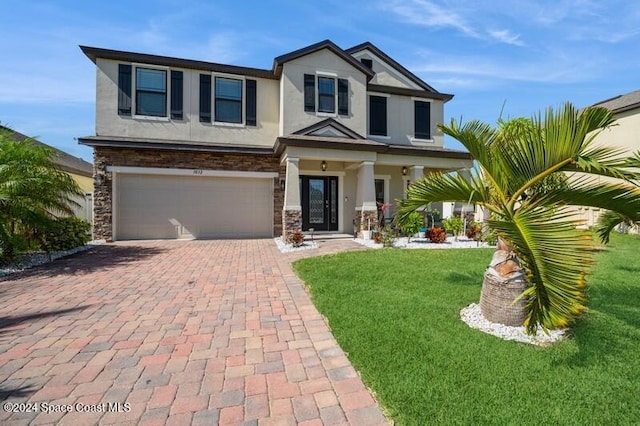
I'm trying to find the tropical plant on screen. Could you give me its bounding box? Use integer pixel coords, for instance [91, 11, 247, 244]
[397, 211, 422, 242]
[397, 103, 640, 333]
[427, 226, 447, 243]
[0, 127, 83, 261]
[442, 216, 464, 240]
[466, 222, 483, 241]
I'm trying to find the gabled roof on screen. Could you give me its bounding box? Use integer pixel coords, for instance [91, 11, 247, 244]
[292, 118, 365, 139]
[273, 40, 375, 79]
[592, 89, 640, 114]
[1, 126, 93, 177]
[346, 41, 439, 93]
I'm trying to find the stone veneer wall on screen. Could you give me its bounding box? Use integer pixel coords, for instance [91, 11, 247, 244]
[282, 210, 302, 240]
[93, 147, 282, 241]
[354, 209, 378, 238]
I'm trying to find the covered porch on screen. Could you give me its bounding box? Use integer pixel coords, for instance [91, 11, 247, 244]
[276, 137, 474, 238]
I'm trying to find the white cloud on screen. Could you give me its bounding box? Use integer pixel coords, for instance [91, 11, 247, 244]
[382, 0, 478, 37]
[488, 29, 524, 46]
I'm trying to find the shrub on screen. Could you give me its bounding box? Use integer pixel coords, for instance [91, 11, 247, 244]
[427, 227, 447, 243]
[39, 217, 91, 252]
[466, 222, 483, 241]
[286, 230, 305, 247]
[442, 216, 464, 239]
[379, 225, 395, 247]
[398, 212, 423, 242]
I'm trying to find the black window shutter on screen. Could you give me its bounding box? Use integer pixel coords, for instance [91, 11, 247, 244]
[338, 78, 348, 116]
[414, 101, 431, 139]
[118, 64, 132, 116]
[199, 74, 211, 123]
[369, 96, 387, 136]
[304, 74, 315, 112]
[170, 70, 183, 120]
[246, 79, 257, 126]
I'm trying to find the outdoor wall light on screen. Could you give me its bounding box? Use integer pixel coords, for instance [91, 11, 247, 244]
[279, 178, 286, 191]
[401, 166, 408, 176]
[321, 160, 327, 172]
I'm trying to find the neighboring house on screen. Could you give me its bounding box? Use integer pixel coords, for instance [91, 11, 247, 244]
[79, 40, 473, 241]
[1, 126, 94, 222]
[572, 90, 640, 229]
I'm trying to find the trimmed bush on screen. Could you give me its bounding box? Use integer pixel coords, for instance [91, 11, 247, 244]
[40, 217, 91, 252]
[286, 230, 305, 247]
[427, 227, 447, 243]
[466, 222, 483, 240]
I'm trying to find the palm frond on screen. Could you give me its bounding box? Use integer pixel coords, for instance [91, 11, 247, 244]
[489, 206, 592, 333]
[595, 211, 637, 244]
[396, 171, 493, 225]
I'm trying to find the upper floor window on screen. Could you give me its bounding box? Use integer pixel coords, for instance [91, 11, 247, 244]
[215, 77, 243, 124]
[414, 100, 431, 140]
[118, 64, 183, 120]
[199, 74, 257, 127]
[318, 77, 335, 113]
[369, 95, 387, 136]
[136, 68, 167, 117]
[361, 58, 373, 69]
[304, 74, 349, 116]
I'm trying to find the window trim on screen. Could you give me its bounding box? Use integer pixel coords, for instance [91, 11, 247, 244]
[317, 75, 336, 115]
[131, 63, 170, 121]
[368, 94, 388, 138]
[213, 73, 246, 127]
[413, 98, 432, 141]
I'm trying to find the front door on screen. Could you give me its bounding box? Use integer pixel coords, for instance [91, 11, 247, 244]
[301, 176, 338, 231]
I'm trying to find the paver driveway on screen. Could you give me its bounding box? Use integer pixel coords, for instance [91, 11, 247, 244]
[0, 239, 387, 425]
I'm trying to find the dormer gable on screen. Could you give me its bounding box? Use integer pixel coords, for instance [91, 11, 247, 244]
[273, 40, 374, 80]
[292, 118, 364, 139]
[345, 42, 430, 88]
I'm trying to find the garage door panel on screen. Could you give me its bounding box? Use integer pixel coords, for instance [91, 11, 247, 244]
[116, 174, 273, 240]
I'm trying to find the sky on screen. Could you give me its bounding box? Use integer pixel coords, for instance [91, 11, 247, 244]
[1, 0, 639, 162]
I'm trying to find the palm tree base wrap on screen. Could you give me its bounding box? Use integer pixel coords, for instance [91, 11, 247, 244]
[480, 244, 528, 326]
[480, 272, 528, 326]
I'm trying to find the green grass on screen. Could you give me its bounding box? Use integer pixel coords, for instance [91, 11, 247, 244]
[293, 233, 640, 425]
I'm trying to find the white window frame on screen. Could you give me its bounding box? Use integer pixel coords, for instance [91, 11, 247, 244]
[132, 63, 171, 121]
[212, 73, 246, 127]
[411, 97, 433, 144]
[368, 92, 391, 140]
[315, 71, 338, 117]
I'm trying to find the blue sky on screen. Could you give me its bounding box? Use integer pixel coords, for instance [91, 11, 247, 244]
[1, 0, 639, 162]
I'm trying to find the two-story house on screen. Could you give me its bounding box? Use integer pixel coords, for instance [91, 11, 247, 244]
[79, 40, 473, 241]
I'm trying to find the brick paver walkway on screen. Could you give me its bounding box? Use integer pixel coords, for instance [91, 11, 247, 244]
[0, 238, 387, 425]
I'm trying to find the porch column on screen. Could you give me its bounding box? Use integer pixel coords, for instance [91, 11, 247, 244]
[409, 165, 424, 185]
[282, 157, 301, 238]
[442, 201, 455, 219]
[355, 161, 377, 236]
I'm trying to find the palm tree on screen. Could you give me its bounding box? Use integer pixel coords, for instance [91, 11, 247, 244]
[0, 127, 83, 261]
[397, 103, 640, 334]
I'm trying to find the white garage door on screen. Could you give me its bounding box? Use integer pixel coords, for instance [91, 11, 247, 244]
[116, 173, 273, 240]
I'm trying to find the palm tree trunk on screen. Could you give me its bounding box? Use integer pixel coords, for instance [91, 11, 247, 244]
[479, 239, 528, 326]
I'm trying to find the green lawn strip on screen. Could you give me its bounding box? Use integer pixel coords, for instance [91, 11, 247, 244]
[293, 234, 640, 425]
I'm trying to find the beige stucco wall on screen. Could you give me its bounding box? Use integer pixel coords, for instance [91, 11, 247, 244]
[280, 49, 368, 136]
[594, 109, 640, 154]
[71, 172, 93, 193]
[367, 93, 445, 147]
[350, 50, 421, 89]
[568, 108, 640, 229]
[95, 58, 279, 147]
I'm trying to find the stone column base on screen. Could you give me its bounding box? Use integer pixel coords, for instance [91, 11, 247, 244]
[354, 209, 378, 238]
[282, 210, 302, 239]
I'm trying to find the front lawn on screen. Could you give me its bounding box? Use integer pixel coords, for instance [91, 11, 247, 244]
[293, 233, 640, 425]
